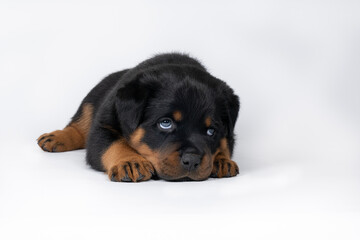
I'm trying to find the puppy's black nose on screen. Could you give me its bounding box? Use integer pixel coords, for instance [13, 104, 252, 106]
[181, 153, 201, 171]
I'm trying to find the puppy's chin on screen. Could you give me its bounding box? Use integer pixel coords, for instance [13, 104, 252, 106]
[156, 171, 210, 182]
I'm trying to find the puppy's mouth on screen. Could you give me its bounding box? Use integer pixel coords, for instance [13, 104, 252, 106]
[159, 174, 208, 182]
[155, 167, 212, 182]
[168, 176, 211, 182]
[167, 176, 193, 182]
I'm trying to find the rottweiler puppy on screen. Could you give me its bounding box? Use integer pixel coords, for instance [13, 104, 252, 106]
[37, 53, 240, 182]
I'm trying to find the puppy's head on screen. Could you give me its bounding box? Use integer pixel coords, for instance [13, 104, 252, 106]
[116, 66, 239, 180]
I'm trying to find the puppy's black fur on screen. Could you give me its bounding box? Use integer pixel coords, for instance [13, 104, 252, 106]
[38, 53, 240, 182]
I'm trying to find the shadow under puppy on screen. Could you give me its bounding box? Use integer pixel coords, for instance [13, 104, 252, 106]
[37, 53, 240, 182]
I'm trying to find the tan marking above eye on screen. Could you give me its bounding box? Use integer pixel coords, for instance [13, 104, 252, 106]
[173, 111, 182, 121]
[205, 117, 211, 127]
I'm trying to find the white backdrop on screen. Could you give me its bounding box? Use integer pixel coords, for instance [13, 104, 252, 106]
[1, 1, 359, 239]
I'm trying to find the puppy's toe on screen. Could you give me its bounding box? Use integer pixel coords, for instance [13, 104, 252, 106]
[108, 159, 155, 183]
[37, 131, 71, 152]
[211, 158, 239, 178]
[37, 134, 61, 152]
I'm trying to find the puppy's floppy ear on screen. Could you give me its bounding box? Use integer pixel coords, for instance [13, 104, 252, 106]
[115, 74, 159, 136]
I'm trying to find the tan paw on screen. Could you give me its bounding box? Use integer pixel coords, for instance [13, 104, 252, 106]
[37, 128, 84, 152]
[108, 158, 155, 182]
[37, 131, 67, 152]
[210, 158, 239, 178]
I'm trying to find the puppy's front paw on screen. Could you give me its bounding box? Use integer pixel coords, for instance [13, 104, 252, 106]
[109, 158, 155, 182]
[211, 158, 239, 178]
[37, 132, 65, 152]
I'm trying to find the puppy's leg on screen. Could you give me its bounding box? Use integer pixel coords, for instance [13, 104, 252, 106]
[102, 139, 155, 182]
[85, 124, 155, 182]
[211, 138, 239, 178]
[37, 103, 93, 152]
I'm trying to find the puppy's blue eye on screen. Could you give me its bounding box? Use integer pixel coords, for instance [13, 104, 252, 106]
[158, 118, 173, 130]
[207, 128, 215, 136]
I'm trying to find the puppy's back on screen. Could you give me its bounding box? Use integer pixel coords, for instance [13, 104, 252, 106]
[135, 53, 206, 72]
